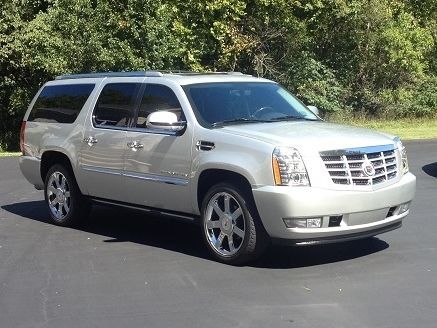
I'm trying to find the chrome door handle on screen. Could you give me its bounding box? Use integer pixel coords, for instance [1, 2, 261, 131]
[127, 141, 144, 151]
[84, 136, 98, 146]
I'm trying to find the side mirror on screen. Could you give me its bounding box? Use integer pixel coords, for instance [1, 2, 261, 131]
[146, 111, 186, 132]
[307, 105, 319, 116]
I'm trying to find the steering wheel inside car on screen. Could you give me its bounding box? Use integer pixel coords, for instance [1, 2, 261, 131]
[251, 106, 275, 118]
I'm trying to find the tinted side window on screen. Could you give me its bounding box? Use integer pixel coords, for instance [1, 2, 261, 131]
[135, 84, 182, 129]
[28, 84, 95, 123]
[93, 83, 141, 128]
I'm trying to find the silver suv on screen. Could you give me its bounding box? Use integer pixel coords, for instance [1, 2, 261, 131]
[19, 71, 416, 264]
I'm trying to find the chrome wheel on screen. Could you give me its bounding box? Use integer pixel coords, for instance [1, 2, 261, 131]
[204, 192, 246, 257]
[46, 171, 71, 221]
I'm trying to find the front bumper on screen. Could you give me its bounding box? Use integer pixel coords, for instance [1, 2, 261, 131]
[252, 172, 416, 241]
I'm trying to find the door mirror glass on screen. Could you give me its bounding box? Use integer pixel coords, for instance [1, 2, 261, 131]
[307, 105, 319, 115]
[146, 111, 186, 132]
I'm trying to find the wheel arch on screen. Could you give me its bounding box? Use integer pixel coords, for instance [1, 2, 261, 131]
[196, 168, 255, 213]
[40, 150, 83, 193]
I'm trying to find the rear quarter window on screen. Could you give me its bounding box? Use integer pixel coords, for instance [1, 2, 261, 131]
[28, 84, 95, 123]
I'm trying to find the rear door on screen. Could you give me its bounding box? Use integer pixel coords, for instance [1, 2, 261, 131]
[124, 83, 193, 213]
[79, 80, 142, 200]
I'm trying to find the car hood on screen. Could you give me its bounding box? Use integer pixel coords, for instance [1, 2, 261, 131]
[220, 121, 396, 155]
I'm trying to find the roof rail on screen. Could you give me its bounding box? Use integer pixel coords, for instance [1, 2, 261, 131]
[160, 70, 252, 76]
[158, 70, 247, 76]
[55, 71, 163, 80]
[226, 72, 245, 75]
[55, 70, 251, 80]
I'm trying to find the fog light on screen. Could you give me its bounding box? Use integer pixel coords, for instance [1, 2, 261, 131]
[283, 217, 322, 228]
[283, 218, 306, 228]
[398, 203, 410, 214]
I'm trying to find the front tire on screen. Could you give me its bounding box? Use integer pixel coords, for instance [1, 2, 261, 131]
[200, 183, 269, 265]
[44, 164, 89, 226]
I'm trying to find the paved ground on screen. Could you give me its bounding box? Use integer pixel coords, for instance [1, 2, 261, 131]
[0, 140, 436, 328]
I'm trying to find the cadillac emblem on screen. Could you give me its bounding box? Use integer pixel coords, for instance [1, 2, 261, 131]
[362, 160, 376, 177]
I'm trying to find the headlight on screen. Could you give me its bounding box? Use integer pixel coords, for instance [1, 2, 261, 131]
[394, 137, 409, 174]
[272, 147, 310, 186]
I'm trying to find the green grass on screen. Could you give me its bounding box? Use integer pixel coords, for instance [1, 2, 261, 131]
[330, 118, 437, 140]
[0, 151, 21, 157]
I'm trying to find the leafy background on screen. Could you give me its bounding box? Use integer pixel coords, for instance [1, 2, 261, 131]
[1, 0, 436, 150]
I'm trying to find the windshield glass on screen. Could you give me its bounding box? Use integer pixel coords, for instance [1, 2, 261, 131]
[183, 82, 319, 127]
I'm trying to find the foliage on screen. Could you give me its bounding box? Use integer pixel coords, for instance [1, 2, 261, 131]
[0, 0, 179, 149]
[377, 75, 437, 118]
[0, 0, 436, 150]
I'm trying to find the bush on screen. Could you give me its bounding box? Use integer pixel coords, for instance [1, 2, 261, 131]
[378, 76, 437, 118]
[278, 53, 350, 114]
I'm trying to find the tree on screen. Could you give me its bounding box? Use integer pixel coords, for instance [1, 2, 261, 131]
[0, 0, 180, 150]
[0, 0, 436, 150]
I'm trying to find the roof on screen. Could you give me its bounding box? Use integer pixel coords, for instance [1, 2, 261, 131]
[54, 70, 273, 85]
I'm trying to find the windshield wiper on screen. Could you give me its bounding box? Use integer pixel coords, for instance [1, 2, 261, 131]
[270, 115, 319, 121]
[211, 118, 271, 128]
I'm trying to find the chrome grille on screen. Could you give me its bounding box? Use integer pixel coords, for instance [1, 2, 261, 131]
[321, 148, 398, 186]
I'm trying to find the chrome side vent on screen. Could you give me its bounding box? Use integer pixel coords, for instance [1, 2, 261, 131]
[196, 140, 215, 151]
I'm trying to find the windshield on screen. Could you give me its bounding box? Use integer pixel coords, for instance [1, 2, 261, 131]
[183, 82, 319, 127]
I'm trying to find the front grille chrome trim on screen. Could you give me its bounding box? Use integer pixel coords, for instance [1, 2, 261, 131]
[319, 144, 395, 157]
[320, 144, 398, 187]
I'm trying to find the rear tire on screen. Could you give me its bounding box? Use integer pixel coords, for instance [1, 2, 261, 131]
[44, 164, 90, 226]
[200, 182, 269, 265]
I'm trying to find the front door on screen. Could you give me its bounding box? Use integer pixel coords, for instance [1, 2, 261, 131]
[124, 84, 193, 213]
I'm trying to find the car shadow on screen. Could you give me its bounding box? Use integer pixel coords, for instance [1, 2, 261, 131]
[2, 200, 389, 269]
[422, 162, 437, 178]
[254, 238, 389, 269]
[2, 200, 209, 259]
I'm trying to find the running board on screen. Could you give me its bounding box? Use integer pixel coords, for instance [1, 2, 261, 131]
[89, 197, 199, 223]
